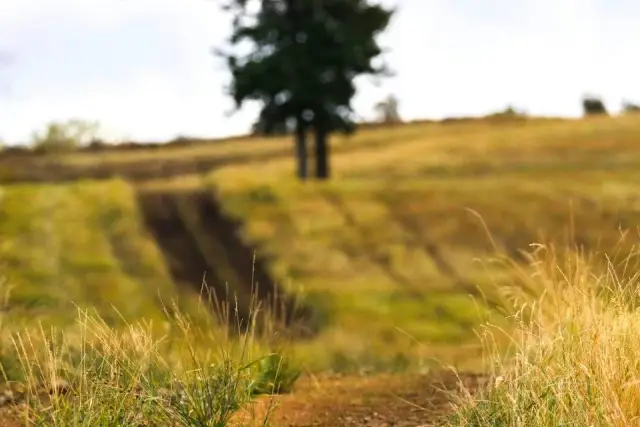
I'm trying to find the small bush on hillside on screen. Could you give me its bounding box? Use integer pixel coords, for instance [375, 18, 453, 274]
[622, 100, 640, 114]
[582, 95, 608, 116]
[484, 105, 528, 122]
[30, 119, 101, 153]
[169, 135, 194, 145]
[85, 139, 110, 151]
[374, 94, 402, 125]
[0, 146, 31, 157]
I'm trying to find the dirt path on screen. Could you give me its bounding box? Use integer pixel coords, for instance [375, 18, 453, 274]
[237, 372, 487, 427]
[0, 372, 485, 426]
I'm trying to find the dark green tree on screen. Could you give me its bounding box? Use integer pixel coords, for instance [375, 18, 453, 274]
[582, 95, 608, 116]
[219, 0, 394, 180]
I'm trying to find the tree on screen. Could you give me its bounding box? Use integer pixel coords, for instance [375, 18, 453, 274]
[582, 95, 608, 116]
[220, 0, 394, 180]
[374, 94, 401, 124]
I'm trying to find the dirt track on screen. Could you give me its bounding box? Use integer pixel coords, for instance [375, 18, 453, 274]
[136, 188, 315, 334]
[0, 371, 486, 426]
[235, 372, 486, 427]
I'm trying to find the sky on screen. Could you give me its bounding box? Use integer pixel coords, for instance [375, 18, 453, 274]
[0, 0, 639, 144]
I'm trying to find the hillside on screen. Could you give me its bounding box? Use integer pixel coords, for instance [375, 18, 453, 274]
[1, 115, 640, 373]
[0, 117, 564, 183]
[206, 114, 640, 369]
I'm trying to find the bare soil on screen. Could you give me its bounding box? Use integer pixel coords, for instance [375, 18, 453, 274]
[0, 372, 485, 426]
[237, 371, 486, 427]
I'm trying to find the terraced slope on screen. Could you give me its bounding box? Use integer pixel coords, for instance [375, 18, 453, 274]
[2, 115, 640, 371]
[0, 180, 181, 329]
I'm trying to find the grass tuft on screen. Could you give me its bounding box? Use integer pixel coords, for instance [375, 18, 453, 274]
[248, 351, 301, 396]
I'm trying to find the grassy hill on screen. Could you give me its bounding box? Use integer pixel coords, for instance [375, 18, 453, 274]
[2, 114, 640, 374]
[205, 114, 640, 369]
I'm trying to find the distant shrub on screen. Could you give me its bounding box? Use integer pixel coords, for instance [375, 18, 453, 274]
[85, 139, 110, 151]
[30, 119, 101, 153]
[582, 95, 608, 116]
[169, 135, 193, 145]
[622, 100, 640, 114]
[484, 105, 528, 122]
[499, 105, 524, 117]
[0, 146, 31, 156]
[374, 94, 402, 125]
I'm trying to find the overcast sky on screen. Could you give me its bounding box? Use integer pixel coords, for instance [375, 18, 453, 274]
[0, 0, 638, 143]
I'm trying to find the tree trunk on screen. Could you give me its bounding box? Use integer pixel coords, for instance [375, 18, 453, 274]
[295, 123, 308, 180]
[314, 126, 330, 179]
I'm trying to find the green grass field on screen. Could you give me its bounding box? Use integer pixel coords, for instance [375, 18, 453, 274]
[2, 113, 640, 425]
[0, 180, 181, 327]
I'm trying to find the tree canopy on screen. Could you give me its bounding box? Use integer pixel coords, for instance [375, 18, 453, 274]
[220, 0, 394, 179]
[582, 95, 608, 116]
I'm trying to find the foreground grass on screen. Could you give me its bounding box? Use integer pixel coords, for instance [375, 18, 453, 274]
[0, 288, 302, 426]
[447, 243, 640, 426]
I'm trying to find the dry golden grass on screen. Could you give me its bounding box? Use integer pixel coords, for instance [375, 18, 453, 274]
[0, 295, 287, 426]
[54, 120, 451, 167]
[209, 115, 640, 184]
[447, 242, 640, 426]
